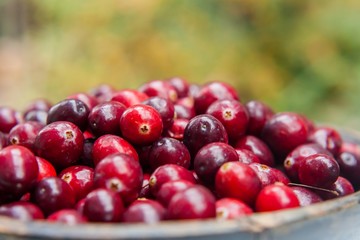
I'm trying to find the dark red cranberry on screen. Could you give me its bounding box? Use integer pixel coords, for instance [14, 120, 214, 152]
[142, 97, 175, 130]
[165, 118, 189, 141]
[90, 84, 115, 103]
[0, 106, 22, 133]
[122, 199, 166, 224]
[156, 180, 195, 207]
[94, 153, 143, 205]
[47, 209, 87, 224]
[298, 154, 340, 188]
[23, 110, 48, 125]
[234, 135, 275, 167]
[183, 114, 228, 157]
[59, 165, 95, 202]
[8, 121, 44, 152]
[317, 176, 355, 200]
[255, 183, 300, 212]
[215, 162, 261, 206]
[88, 101, 127, 137]
[337, 150, 360, 187]
[167, 185, 216, 220]
[216, 198, 253, 220]
[135, 144, 152, 171]
[167, 77, 190, 98]
[194, 142, 238, 186]
[245, 100, 274, 136]
[291, 186, 323, 206]
[92, 134, 138, 166]
[33, 177, 76, 216]
[308, 127, 343, 157]
[36, 156, 57, 182]
[174, 104, 196, 120]
[111, 89, 148, 107]
[79, 137, 95, 168]
[139, 173, 152, 199]
[139, 80, 178, 102]
[148, 137, 191, 171]
[149, 164, 197, 196]
[67, 92, 98, 110]
[194, 82, 239, 114]
[47, 99, 90, 131]
[235, 148, 260, 164]
[206, 99, 249, 141]
[83, 188, 124, 222]
[261, 112, 309, 159]
[249, 163, 278, 188]
[23, 98, 52, 114]
[0, 202, 44, 221]
[0, 145, 38, 196]
[35, 121, 84, 169]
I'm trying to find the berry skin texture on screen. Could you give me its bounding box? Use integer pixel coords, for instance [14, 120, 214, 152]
[216, 198, 253, 220]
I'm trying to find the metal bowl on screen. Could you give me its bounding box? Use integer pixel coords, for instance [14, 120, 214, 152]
[0, 127, 359, 240]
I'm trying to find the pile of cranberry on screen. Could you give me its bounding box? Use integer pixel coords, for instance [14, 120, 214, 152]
[0, 78, 359, 225]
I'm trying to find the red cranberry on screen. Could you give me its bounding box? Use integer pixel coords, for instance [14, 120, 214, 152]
[8, 121, 44, 152]
[206, 99, 249, 141]
[23, 98, 52, 114]
[245, 100, 274, 136]
[216, 198, 253, 220]
[249, 163, 278, 188]
[90, 84, 115, 103]
[75, 198, 86, 215]
[167, 185, 216, 220]
[122, 199, 166, 224]
[0, 201, 44, 221]
[94, 153, 143, 205]
[120, 104, 163, 146]
[317, 176, 355, 200]
[23, 110, 48, 125]
[142, 97, 175, 130]
[156, 180, 195, 207]
[337, 150, 360, 187]
[0, 145, 38, 196]
[183, 114, 228, 157]
[47, 209, 87, 224]
[139, 173, 152, 199]
[291, 186, 323, 206]
[194, 142, 238, 186]
[139, 80, 178, 102]
[67, 92, 98, 110]
[165, 118, 189, 141]
[36, 156, 57, 182]
[271, 168, 290, 185]
[0, 106, 22, 133]
[235, 148, 261, 164]
[47, 99, 90, 131]
[255, 183, 300, 212]
[167, 77, 190, 98]
[83, 188, 124, 222]
[88, 101, 127, 137]
[79, 137, 95, 168]
[35, 121, 84, 170]
[215, 162, 261, 206]
[111, 89, 149, 107]
[308, 127, 343, 157]
[174, 104, 196, 120]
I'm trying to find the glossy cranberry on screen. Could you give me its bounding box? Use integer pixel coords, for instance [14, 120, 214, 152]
[317, 176, 355, 200]
[92, 134, 138, 166]
[291, 186, 323, 206]
[139, 173, 152, 199]
[149, 164, 197, 196]
[167, 77, 190, 98]
[271, 168, 290, 185]
[47, 209, 87, 224]
[167, 185, 216, 220]
[90, 84, 115, 103]
[88, 101, 127, 137]
[261, 112, 309, 158]
[0, 202, 44, 221]
[284, 143, 332, 182]
[79, 137, 95, 167]
[33, 177, 76, 216]
[23, 110, 48, 125]
[298, 154, 340, 188]
[183, 114, 228, 157]
[216, 198, 253, 220]
[255, 183, 300, 212]
[235, 149, 260, 164]
[0, 145, 38, 196]
[148, 137, 191, 171]
[59, 165, 95, 201]
[245, 100, 274, 136]
[156, 180, 195, 207]
[337, 150, 360, 187]
[194, 81, 239, 114]
[122, 199, 166, 224]
[47, 99, 89, 131]
[111, 89, 149, 107]
[142, 97, 175, 130]
[165, 118, 189, 141]
[67, 92, 98, 110]
[194, 142, 238, 185]
[249, 163, 278, 188]
[215, 162, 261, 206]
[206, 99, 249, 141]
[0, 106, 22, 133]
[83, 188, 124, 222]
[94, 153, 143, 205]
[36, 157, 57, 182]
[139, 80, 178, 102]
[308, 127, 343, 157]
[174, 104, 196, 120]
[8, 121, 44, 152]
[234, 135, 275, 167]
[35, 121, 84, 169]
[23, 98, 52, 114]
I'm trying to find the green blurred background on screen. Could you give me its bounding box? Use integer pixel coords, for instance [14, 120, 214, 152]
[0, 0, 359, 129]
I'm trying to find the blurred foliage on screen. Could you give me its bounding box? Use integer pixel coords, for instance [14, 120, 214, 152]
[0, 0, 359, 129]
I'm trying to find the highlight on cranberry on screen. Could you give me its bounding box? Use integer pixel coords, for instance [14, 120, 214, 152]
[0, 78, 358, 225]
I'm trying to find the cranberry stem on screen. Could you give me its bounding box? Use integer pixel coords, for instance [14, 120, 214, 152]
[288, 182, 339, 197]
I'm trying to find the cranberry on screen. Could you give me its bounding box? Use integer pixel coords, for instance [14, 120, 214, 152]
[94, 153, 143, 205]
[215, 162, 261, 206]
[67, 92, 98, 110]
[167, 185, 216, 220]
[291, 186, 323, 206]
[79, 137, 95, 167]
[7, 121, 44, 152]
[139, 80, 178, 102]
[308, 127, 343, 157]
[139, 173, 152, 199]
[143, 97, 175, 130]
[271, 168, 290, 185]
[90, 84, 115, 103]
[0, 202, 44, 221]
[23, 98, 52, 114]
[23, 110, 48, 125]
[111, 89, 149, 107]
[136, 144, 152, 171]
[59, 165, 95, 201]
[249, 163, 278, 188]
[206, 99, 249, 141]
[245, 100, 274, 136]
[194, 142, 238, 186]
[88, 101, 127, 137]
[0, 145, 38, 196]
[32, 177, 76, 216]
[337, 150, 360, 187]
[183, 114, 228, 157]
[83, 188, 124, 222]
[47, 99, 90, 131]
[35, 121, 84, 169]
[156, 180, 195, 207]
[120, 104, 163, 146]
[216, 198, 253, 220]
[317, 176, 355, 200]
[165, 118, 189, 141]
[340, 142, 360, 156]
[122, 199, 166, 224]
[176, 96, 195, 110]
[36, 156, 57, 182]
[0, 106, 22, 133]
[194, 81, 239, 114]
[261, 112, 309, 158]
[47, 209, 87, 224]
[235, 149, 261, 164]
[167, 77, 190, 98]
[75, 198, 86, 215]
[174, 104, 196, 120]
